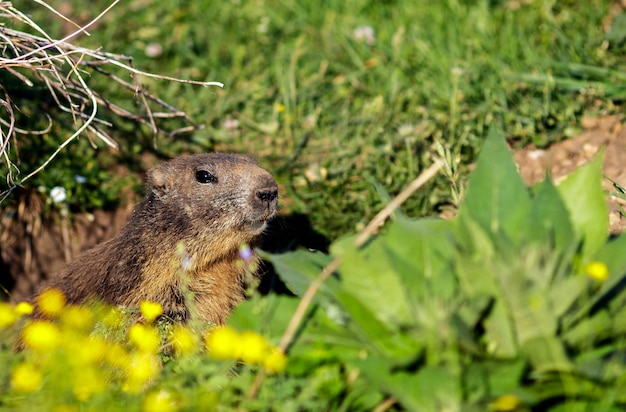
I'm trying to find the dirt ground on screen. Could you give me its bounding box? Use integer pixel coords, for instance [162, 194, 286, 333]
[514, 115, 626, 234]
[2, 116, 626, 302]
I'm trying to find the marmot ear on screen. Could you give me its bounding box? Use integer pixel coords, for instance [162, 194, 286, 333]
[147, 166, 169, 198]
[231, 153, 257, 164]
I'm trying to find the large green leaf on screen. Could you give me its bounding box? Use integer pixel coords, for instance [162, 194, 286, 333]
[339, 235, 413, 327]
[332, 290, 418, 360]
[383, 218, 456, 303]
[262, 249, 332, 298]
[526, 177, 576, 251]
[228, 294, 300, 338]
[557, 151, 608, 260]
[355, 357, 460, 412]
[458, 128, 532, 244]
[522, 336, 574, 373]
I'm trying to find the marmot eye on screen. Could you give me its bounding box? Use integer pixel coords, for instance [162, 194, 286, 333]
[195, 170, 217, 184]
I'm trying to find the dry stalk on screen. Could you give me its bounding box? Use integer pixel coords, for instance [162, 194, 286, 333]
[0, 1, 223, 201]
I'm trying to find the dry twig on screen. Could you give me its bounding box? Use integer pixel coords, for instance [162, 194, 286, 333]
[0, 1, 223, 201]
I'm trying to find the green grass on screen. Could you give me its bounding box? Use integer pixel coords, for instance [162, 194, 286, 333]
[5, 0, 623, 238]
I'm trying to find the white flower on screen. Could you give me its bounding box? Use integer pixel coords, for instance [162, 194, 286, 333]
[223, 119, 239, 130]
[353, 26, 375, 45]
[50, 186, 67, 203]
[145, 43, 163, 58]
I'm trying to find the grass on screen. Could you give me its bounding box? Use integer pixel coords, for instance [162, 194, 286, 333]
[3, 0, 622, 236]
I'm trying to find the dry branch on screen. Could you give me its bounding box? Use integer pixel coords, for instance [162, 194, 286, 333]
[0, 1, 223, 201]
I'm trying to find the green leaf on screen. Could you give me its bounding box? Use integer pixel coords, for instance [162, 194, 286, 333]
[463, 359, 526, 402]
[228, 294, 300, 339]
[557, 151, 608, 260]
[526, 177, 576, 251]
[503, 270, 558, 343]
[262, 249, 332, 297]
[332, 290, 418, 360]
[563, 310, 613, 347]
[383, 218, 456, 303]
[339, 235, 413, 327]
[522, 336, 574, 373]
[548, 275, 589, 319]
[458, 128, 532, 243]
[355, 358, 460, 412]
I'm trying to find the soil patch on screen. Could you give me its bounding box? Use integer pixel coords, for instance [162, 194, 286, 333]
[514, 115, 626, 234]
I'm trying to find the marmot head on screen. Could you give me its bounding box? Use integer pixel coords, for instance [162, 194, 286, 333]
[146, 153, 278, 255]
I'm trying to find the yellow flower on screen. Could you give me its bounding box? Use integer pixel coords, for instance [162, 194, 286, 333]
[205, 326, 241, 360]
[0, 302, 19, 328]
[124, 353, 161, 393]
[73, 368, 106, 401]
[142, 389, 181, 412]
[490, 394, 521, 411]
[105, 342, 132, 369]
[71, 336, 108, 366]
[15, 302, 34, 316]
[129, 323, 161, 353]
[584, 261, 609, 282]
[22, 321, 62, 352]
[140, 301, 163, 323]
[169, 325, 198, 356]
[37, 288, 66, 318]
[239, 331, 270, 365]
[60, 305, 95, 330]
[263, 349, 287, 374]
[11, 363, 43, 393]
[274, 103, 285, 113]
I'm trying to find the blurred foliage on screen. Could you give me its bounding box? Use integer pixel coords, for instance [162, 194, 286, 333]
[261, 129, 626, 411]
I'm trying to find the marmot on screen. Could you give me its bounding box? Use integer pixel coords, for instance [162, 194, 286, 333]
[39, 153, 278, 325]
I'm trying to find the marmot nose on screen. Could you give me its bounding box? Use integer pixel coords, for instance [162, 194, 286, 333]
[257, 188, 278, 203]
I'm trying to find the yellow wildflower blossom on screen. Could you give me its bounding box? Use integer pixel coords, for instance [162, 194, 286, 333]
[11, 363, 43, 393]
[22, 321, 62, 352]
[140, 301, 163, 323]
[37, 288, 66, 318]
[0, 302, 19, 328]
[584, 261, 609, 282]
[15, 301, 34, 316]
[169, 325, 198, 356]
[490, 394, 521, 411]
[142, 389, 181, 412]
[60, 305, 95, 330]
[239, 331, 270, 365]
[105, 342, 132, 369]
[124, 353, 161, 393]
[70, 336, 108, 366]
[204, 326, 241, 360]
[263, 349, 287, 374]
[129, 323, 161, 353]
[73, 368, 106, 401]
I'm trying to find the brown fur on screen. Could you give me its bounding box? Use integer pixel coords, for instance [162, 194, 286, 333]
[38, 153, 278, 324]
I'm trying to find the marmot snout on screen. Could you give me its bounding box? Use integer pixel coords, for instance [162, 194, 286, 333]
[39, 153, 279, 325]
